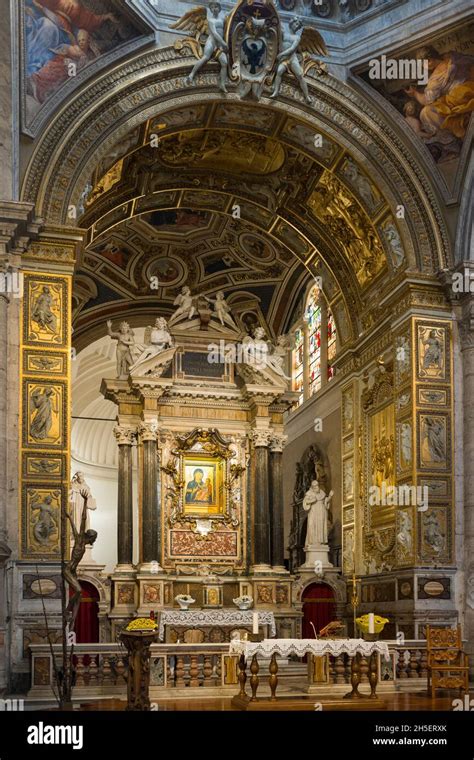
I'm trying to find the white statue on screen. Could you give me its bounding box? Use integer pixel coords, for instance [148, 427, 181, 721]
[266, 335, 290, 379]
[168, 286, 196, 327]
[270, 18, 327, 104]
[129, 317, 174, 373]
[205, 291, 237, 329]
[69, 472, 97, 564]
[242, 326, 269, 370]
[303, 479, 333, 546]
[107, 320, 136, 378]
[173, 2, 229, 93]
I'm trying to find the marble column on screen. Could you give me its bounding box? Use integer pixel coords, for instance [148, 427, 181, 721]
[138, 421, 162, 571]
[114, 426, 135, 570]
[459, 297, 474, 677]
[270, 434, 288, 572]
[251, 430, 272, 571]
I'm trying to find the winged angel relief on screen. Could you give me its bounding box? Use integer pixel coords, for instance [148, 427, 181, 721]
[171, 0, 328, 103]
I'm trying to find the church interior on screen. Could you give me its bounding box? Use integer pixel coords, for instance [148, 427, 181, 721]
[0, 0, 473, 723]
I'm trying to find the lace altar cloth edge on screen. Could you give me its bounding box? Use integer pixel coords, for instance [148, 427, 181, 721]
[228, 638, 391, 660]
[158, 610, 276, 640]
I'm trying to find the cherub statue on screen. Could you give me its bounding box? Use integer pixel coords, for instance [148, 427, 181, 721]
[205, 291, 237, 328]
[270, 17, 327, 104]
[107, 320, 136, 379]
[172, 2, 229, 93]
[129, 317, 174, 373]
[168, 286, 196, 327]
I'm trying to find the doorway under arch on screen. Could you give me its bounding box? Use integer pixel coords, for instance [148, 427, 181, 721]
[71, 581, 100, 644]
[302, 582, 336, 638]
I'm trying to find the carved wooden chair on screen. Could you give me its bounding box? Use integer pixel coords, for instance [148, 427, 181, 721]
[426, 625, 469, 699]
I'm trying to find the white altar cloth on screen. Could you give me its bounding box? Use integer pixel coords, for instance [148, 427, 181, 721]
[158, 610, 277, 641]
[229, 637, 390, 660]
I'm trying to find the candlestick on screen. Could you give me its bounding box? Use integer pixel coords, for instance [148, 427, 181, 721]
[368, 613, 375, 634]
[252, 611, 259, 634]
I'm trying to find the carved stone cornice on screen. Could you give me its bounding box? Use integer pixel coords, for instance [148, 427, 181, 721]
[0, 201, 42, 257]
[113, 425, 136, 446]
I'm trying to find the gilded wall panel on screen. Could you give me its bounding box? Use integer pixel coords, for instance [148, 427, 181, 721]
[20, 270, 71, 559]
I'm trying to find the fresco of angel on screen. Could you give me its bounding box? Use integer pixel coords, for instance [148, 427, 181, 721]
[172, 2, 229, 93]
[270, 17, 328, 104]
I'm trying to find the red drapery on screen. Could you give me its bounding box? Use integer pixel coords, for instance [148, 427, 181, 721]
[302, 582, 336, 638]
[70, 581, 100, 643]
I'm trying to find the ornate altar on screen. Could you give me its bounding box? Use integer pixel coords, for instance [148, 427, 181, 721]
[101, 294, 300, 639]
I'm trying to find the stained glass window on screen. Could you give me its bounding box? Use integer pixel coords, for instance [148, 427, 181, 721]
[327, 309, 336, 381]
[293, 327, 304, 406]
[307, 287, 321, 395]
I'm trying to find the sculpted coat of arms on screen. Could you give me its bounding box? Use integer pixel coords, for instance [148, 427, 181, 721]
[172, 0, 328, 103]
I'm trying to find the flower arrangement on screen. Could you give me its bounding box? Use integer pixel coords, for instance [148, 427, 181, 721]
[233, 595, 253, 610]
[126, 617, 158, 631]
[175, 594, 196, 610]
[356, 614, 389, 636]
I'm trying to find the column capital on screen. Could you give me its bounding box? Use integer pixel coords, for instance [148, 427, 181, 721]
[113, 425, 136, 446]
[250, 429, 273, 448]
[269, 433, 288, 453]
[138, 420, 159, 442]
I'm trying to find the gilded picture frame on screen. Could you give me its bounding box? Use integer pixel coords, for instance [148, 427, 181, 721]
[182, 454, 225, 516]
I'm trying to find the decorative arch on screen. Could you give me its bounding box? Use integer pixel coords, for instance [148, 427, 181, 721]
[21, 45, 451, 281]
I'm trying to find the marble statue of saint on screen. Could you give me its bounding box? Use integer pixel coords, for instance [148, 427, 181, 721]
[30, 387, 54, 440]
[69, 472, 96, 532]
[205, 291, 237, 329]
[303, 479, 334, 546]
[107, 320, 136, 378]
[129, 317, 174, 373]
[168, 286, 196, 327]
[32, 286, 57, 332]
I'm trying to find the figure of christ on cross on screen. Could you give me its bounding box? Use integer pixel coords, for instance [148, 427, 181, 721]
[64, 489, 98, 630]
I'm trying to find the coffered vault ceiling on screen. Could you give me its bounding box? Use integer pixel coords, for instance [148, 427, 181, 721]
[73, 100, 409, 348]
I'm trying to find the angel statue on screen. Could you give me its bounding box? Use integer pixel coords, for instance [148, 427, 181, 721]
[107, 320, 137, 379]
[270, 17, 328, 104]
[129, 317, 174, 373]
[172, 2, 229, 93]
[205, 291, 237, 329]
[168, 286, 196, 327]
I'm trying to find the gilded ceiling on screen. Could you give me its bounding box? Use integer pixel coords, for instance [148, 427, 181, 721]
[73, 100, 407, 348]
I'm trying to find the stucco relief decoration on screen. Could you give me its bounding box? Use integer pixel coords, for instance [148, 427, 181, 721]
[172, 0, 328, 103]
